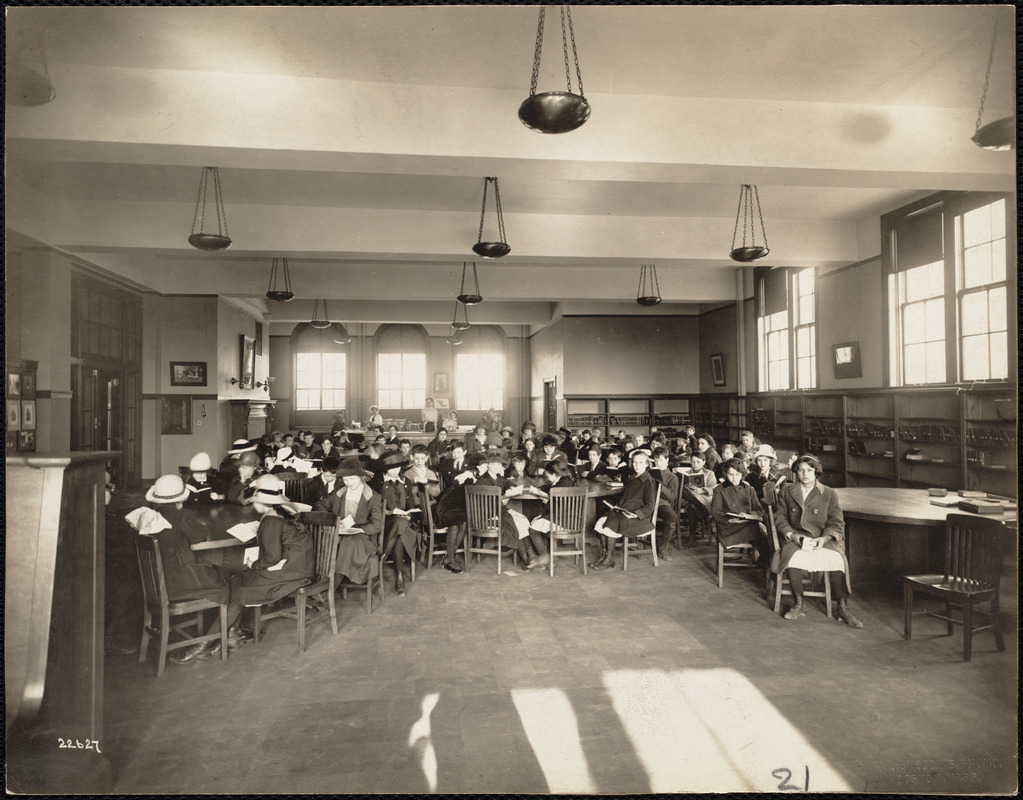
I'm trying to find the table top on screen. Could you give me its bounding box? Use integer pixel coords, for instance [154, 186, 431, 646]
[188, 502, 262, 550]
[833, 487, 1017, 527]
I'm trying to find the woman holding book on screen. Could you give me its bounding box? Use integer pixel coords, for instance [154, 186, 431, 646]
[773, 455, 861, 628]
[313, 457, 384, 586]
[710, 458, 768, 565]
[378, 450, 420, 596]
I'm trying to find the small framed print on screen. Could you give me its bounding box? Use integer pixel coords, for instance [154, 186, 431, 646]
[21, 400, 36, 431]
[161, 396, 193, 435]
[833, 341, 863, 379]
[240, 335, 256, 388]
[255, 321, 264, 356]
[433, 373, 449, 394]
[710, 353, 726, 387]
[17, 429, 36, 452]
[5, 429, 17, 450]
[170, 362, 208, 387]
[7, 373, 21, 398]
[7, 400, 22, 431]
[21, 372, 36, 400]
[435, 397, 451, 410]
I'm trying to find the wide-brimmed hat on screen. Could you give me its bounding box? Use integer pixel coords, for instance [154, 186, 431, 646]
[753, 444, 778, 461]
[336, 457, 373, 479]
[242, 474, 311, 513]
[189, 452, 213, 472]
[499, 425, 514, 436]
[557, 427, 572, 438]
[376, 450, 407, 471]
[237, 451, 260, 468]
[465, 452, 487, 469]
[485, 452, 509, 467]
[275, 446, 294, 463]
[228, 438, 257, 455]
[146, 474, 190, 504]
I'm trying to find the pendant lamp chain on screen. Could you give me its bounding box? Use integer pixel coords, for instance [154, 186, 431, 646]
[974, 23, 997, 137]
[528, 6, 584, 99]
[266, 257, 294, 302]
[477, 178, 506, 247]
[519, 6, 590, 134]
[636, 263, 662, 306]
[310, 299, 331, 329]
[729, 185, 770, 262]
[458, 261, 483, 305]
[189, 166, 232, 250]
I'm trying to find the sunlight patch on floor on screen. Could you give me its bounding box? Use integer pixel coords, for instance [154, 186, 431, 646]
[408, 692, 440, 792]
[510, 688, 597, 794]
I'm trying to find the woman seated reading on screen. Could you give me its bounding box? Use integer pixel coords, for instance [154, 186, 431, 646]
[590, 449, 658, 571]
[710, 458, 768, 566]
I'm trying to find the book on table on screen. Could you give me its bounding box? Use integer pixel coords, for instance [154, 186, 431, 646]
[958, 500, 1005, 515]
[929, 495, 961, 507]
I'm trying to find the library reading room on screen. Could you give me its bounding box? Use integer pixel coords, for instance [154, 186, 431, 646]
[4, 5, 1017, 795]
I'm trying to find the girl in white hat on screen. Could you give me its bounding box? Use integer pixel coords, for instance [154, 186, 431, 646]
[185, 452, 224, 504]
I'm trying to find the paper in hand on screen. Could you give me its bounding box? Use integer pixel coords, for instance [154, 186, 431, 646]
[243, 546, 260, 566]
[227, 521, 260, 542]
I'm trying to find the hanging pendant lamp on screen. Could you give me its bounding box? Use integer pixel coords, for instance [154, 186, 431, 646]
[729, 185, 770, 263]
[518, 5, 590, 134]
[457, 262, 484, 305]
[971, 19, 1014, 151]
[310, 299, 331, 329]
[188, 167, 232, 251]
[636, 264, 662, 306]
[472, 177, 510, 258]
[265, 258, 294, 302]
[332, 323, 352, 345]
[450, 300, 471, 332]
[445, 326, 464, 347]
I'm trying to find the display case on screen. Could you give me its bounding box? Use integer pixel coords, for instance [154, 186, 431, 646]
[803, 394, 845, 486]
[844, 393, 896, 487]
[894, 390, 961, 490]
[962, 388, 1017, 497]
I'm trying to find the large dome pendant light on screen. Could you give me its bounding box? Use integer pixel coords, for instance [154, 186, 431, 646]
[518, 5, 591, 134]
[265, 258, 295, 302]
[636, 264, 662, 306]
[971, 19, 1014, 151]
[457, 262, 484, 305]
[729, 185, 770, 263]
[188, 167, 232, 251]
[472, 177, 510, 258]
[332, 323, 352, 345]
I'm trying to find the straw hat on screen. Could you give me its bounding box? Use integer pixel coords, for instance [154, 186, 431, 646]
[242, 474, 311, 513]
[753, 444, 778, 461]
[376, 450, 408, 471]
[146, 474, 190, 505]
[228, 438, 257, 455]
[275, 446, 294, 464]
[336, 457, 373, 479]
[189, 452, 213, 472]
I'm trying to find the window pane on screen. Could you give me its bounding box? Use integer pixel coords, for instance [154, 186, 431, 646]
[295, 389, 316, 410]
[961, 334, 989, 381]
[903, 343, 926, 384]
[990, 238, 1006, 283]
[796, 358, 812, 389]
[990, 199, 1005, 240]
[963, 242, 992, 289]
[924, 342, 945, 383]
[960, 291, 988, 336]
[988, 287, 1006, 332]
[796, 326, 810, 352]
[798, 294, 814, 324]
[924, 298, 944, 340]
[989, 332, 1008, 380]
[962, 204, 991, 248]
[903, 303, 925, 344]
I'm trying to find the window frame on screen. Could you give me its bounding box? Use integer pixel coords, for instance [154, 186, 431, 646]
[294, 351, 347, 412]
[755, 266, 818, 392]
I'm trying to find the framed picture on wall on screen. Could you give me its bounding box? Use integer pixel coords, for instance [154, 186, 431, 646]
[21, 372, 36, 399]
[17, 430, 36, 452]
[433, 373, 449, 394]
[170, 361, 208, 387]
[833, 341, 863, 379]
[435, 397, 450, 410]
[255, 321, 263, 356]
[240, 335, 256, 388]
[21, 400, 36, 431]
[7, 399, 22, 430]
[7, 373, 21, 398]
[710, 353, 726, 387]
[161, 396, 193, 435]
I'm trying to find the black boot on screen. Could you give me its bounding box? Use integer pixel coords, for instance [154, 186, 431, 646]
[836, 599, 863, 628]
[528, 530, 550, 568]
[394, 569, 406, 597]
[169, 639, 216, 665]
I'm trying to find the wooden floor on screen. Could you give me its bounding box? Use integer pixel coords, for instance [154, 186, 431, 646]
[89, 494, 1019, 795]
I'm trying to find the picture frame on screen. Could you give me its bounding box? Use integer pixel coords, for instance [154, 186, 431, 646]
[6, 429, 17, 450]
[170, 361, 208, 387]
[240, 335, 256, 388]
[17, 429, 36, 452]
[255, 321, 263, 357]
[161, 396, 193, 435]
[7, 399, 22, 431]
[710, 353, 726, 387]
[435, 397, 450, 410]
[7, 372, 21, 398]
[21, 400, 36, 431]
[433, 372, 449, 394]
[833, 341, 863, 379]
[21, 372, 36, 400]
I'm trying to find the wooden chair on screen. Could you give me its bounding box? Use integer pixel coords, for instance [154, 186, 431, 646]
[546, 486, 589, 576]
[421, 488, 466, 569]
[903, 513, 1006, 662]
[135, 536, 228, 676]
[275, 471, 305, 504]
[765, 506, 834, 619]
[338, 516, 385, 614]
[251, 512, 340, 654]
[381, 503, 417, 583]
[618, 485, 661, 570]
[465, 484, 516, 574]
[715, 518, 768, 589]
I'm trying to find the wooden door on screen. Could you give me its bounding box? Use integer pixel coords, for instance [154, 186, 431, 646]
[544, 379, 557, 432]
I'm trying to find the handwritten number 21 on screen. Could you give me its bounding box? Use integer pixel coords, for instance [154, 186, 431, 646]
[772, 766, 809, 792]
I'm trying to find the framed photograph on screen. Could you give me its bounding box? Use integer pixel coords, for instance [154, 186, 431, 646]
[21, 400, 36, 431]
[435, 397, 450, 410]
[255, 321, 263, 356]
[170, 361, 208, 387]
[161, 396, 193, 435]
[240, 335, 256, 388]
[7, 372, 21, 398]
[17, 429, 36, 452]
[710, 353, 726, 387]
[5, 429, 17, 450]
[833, 341, 863, 379]
[7, 399, 22, 431]
[433, 372, 449, 394]
[21, 372, 36, 400]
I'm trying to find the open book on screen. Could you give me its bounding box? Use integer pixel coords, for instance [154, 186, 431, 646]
[725, 512, 760, 521]
[389, 507, 421, 516]
[504, 485, 549, 500]
[603, 500, 637, 518]
[800, 536, 822, 551]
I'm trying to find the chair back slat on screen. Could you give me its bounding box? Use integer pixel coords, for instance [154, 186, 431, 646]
[944, 513, 1005, 591]
[277, 471, 305, 503]
[465, 484, 502, 531]
[766, 506, 781, 552]
[549, 486, 588, 533]
[135, 535, 170, 606]
[300, 511, 339, 583]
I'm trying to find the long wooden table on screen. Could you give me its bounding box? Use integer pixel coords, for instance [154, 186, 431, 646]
[833, 487, 1017, 583]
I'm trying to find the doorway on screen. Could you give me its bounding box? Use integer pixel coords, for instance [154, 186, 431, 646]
[543, 378, 557, 433]
[72, 365, 127, 486]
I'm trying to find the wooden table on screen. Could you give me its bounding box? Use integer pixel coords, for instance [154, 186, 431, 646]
[833, 488, 1016, 583]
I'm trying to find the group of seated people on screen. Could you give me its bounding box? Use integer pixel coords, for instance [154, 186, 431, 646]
[129, 421, 862, 667]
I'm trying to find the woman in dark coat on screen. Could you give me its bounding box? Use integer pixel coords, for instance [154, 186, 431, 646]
[710, 458, 768, 565]
[377, 450, 420, 596]
[313, 457, 384, 585]
[745, 444, 785, 505]
[773, 455, 861, 628]
[695, 433, 722, 474]
[590, 449, 658, 571]
[431, 453, 484, 572]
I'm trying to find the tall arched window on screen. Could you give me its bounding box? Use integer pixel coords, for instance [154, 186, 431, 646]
[291, 323, 347, 412]
[375, 324, 428, 410]
[455, 325, 506, 412]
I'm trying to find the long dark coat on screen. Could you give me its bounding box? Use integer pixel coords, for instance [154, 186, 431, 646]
[231, 511, 314, 606]
[601, 470, 657, 539]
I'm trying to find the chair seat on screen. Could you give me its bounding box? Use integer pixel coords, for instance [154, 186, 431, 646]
[904, 574, 998, 597]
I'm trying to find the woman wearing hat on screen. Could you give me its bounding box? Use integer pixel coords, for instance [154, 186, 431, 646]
[591, 449, 659, 571]
[432, 451, 485, 572]
[377, 450, 420, 596]
[220, 438, 258, 472]
[185, 452, 224, 504]
[172, 473, 315, 664]
[367, 405, 384, 427]
[477, 452, 549, 570]
[746, 444, 784, 504]
[268, 446, 296, 474]
[773, 455, 861, 628]
[313, 457, 384, 587]
[518, 420, 537, 450]
[466, 423, 489, 455]
[556, 427, 578, 465]
[225, 451, 262, 504]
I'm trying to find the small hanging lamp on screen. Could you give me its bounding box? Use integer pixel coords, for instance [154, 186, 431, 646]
[332, 323, 352, 345]
[450, 300, 471, 332]
[636, 264, 662, 306]
[310, 299, 331, 329]
[265, 258, 294, 302]
[729, 185, 770, 263]
[188, 167, 232, 251]
[445, 326, 464, 347]
[971, 19, 1014, 151]
[518, 5, 590, 134]
[472, 177, 510, 258]
[457, 262, 483, 305]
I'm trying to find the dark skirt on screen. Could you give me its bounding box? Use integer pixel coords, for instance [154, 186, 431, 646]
[715, 519, 765, 548]
[335, 532, 379, 584]
[231, 570, 310, 607]
[166, 562, 230, 605]
[602, 510, 653, 540]
[384, 516, 420, 554]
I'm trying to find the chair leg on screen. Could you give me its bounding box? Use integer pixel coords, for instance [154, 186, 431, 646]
[580, 534, 587, 576]
[297, 593, 307, 654]
[823, 577, 833, 620]
[962, 598, 973, 662]
[156, 608, 171, 677]
[716, 542, 724, 589]
[944, 599, 954, 636]
[139, 608, 152, 663]
[623, 538, 629, 572]
[218, 605, 228, 662]
[427, 529, 436, 570]
[328, 577, 339, 635]
[651, 530, 658, 567]
[991, 592, 1005, 652]
[549, 532, 555, 577]
[903, 582, 913, 640]
[773, 573, 784, 615]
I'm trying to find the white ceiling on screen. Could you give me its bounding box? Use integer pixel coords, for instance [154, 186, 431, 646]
[5, 5, 1016, 327]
